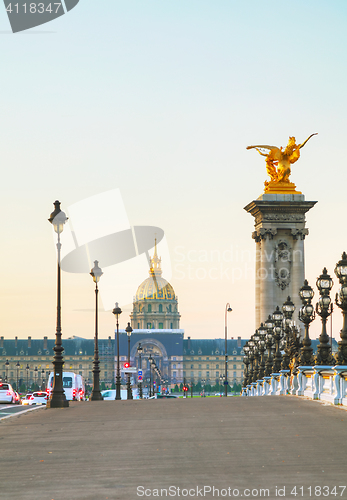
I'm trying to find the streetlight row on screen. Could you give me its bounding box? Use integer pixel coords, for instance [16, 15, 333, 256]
[48, 200, 141, 407]
[242, 253, 347, 396]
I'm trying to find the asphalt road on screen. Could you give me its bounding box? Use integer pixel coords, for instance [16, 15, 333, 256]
[0, 396, 346, 500]
[0, 403, 45, 420]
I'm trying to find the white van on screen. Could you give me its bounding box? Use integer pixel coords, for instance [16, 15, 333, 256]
[47, 372, 85, 401]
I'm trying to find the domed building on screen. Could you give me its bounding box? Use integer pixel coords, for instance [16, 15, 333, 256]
[130, 241, 180, 330]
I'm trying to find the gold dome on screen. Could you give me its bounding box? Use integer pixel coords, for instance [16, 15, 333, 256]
[135, 239, 176, 301]
[135, 275, 176, 301]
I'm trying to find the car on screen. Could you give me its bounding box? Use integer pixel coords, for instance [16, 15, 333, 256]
[26, 392, 47, 405]
[21, 394, 33, 405]
[13, 391, 21, 404]
[101, 389, 128, 400]
[0, 382, 16, 404]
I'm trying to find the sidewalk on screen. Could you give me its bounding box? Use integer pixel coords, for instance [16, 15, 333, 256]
[0, 396, 346, 500]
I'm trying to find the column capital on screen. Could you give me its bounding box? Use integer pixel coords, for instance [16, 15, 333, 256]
[252, 228, 277, 241]
[291, 228, 309, 240]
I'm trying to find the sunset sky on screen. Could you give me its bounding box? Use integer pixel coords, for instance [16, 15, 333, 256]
[1, 1, 347, 341]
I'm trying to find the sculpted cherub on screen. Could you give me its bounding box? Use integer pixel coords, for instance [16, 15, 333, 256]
[246, 134, 317, 183]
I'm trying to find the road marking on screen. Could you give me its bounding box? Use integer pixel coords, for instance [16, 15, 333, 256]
[0, 406, 45, 421]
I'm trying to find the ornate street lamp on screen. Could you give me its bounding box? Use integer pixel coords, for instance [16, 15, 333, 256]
[334, 252, 347, 365]
[148, 355, 153, 397]
[242, 346, 250, 387]
[137, 343, 143, 399]
[252, 332, 260, 382]
[281, 296, 295, 370]
[26, 364, 29, 393]
[47, 200, 69, 408]
[16, 361, 20, 391]
[41, 368, 45, 390]
[258, 324, 267, 379]
[272, 306, 284, 373]
[247, 340, 255, 384]
[112, 302, 122, 400]
[224, 303, 232, 397]
[90, 260, 103, 400]
[125, 322, 133, 400]
[298, 280, 315, 366]
[34, 366, 38, 390]
[264, 315, 274, 376]
[315, 268, 335, 365]
[5, 359, 9, 382]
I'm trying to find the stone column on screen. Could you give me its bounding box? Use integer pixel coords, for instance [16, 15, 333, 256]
[253, 232, 261, 327]
[291, 229, 308, 329]
[244, 194, 316, 331]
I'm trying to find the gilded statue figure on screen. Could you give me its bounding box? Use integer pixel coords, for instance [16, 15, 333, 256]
[246, 134, 317, 184]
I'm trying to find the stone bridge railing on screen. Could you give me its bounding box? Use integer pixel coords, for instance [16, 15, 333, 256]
[241, 366, 347, 406]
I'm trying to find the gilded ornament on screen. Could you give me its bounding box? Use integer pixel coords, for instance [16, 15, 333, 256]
[247, 134, 317, 194]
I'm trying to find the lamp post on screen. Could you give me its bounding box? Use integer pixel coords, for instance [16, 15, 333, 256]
[315, 268, 335, 365]
[5, 359, 9, 382]
[334, 253, 347, 365]
[281, 296, 295, 371]
[90, 260, 103, 401]
[148, 355, 153, 397]
[125, 322, 133, 400]
[137, 343, 143, 399]
[47, 200, 69, 408]
[298, 280, 315, 366]
[224, 303, 232, 397]
[41, 368, 45, 390]
[242, 343, 250, 387]
[248, 340, 254, 384]
[26, 364, 29, 393]
[258, 324, 267, 380]
[112, 302, 122, 400]
[16, 361, 20, 391]
[252, 331, 260, 382]
[264, 315, 274, 376]
[34, 367, 38, 390]
[272, 306, 284, 373]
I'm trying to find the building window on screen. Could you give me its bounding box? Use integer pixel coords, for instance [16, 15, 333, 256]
[206, 371, 209, 377]
[172, 371, 176, 378]
[206, 357, 209, 360]
[233, 364, 236, 369]
[159, 323, 163, 329]
[170, 323, 173, 329]
[198, 364, 202, 369]
[216, 364, 219, 369]
[190, 364, 194, 369]
[147, 323, 152, 329]
[79, 364, 82, 369]
[173, 357, 176, 361]
[168, 304, 172, 312]
[173, 364, 176, 369]
[216, 371, 219, 378]
[198, 371, 202, 378]
[206, 364, 209, 369]
[137, 323, 140, 329]
[190, 371, 194, 378]
[233, 372, 236, 378]
[148, 304, 152, 312]
[159, 304, 163, 313]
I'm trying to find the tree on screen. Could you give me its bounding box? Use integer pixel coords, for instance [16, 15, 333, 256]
[174, 384, 179, 393]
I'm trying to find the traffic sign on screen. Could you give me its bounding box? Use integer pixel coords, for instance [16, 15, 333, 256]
[138, 370, 143, 376]
[138, 375, 143, 382]
[121, 367, 137, 373]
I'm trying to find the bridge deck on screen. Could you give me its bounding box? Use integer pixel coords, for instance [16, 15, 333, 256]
[0, 396, 346, 500]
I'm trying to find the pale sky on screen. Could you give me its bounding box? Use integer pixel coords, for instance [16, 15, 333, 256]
[1, 0, 347, 342]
